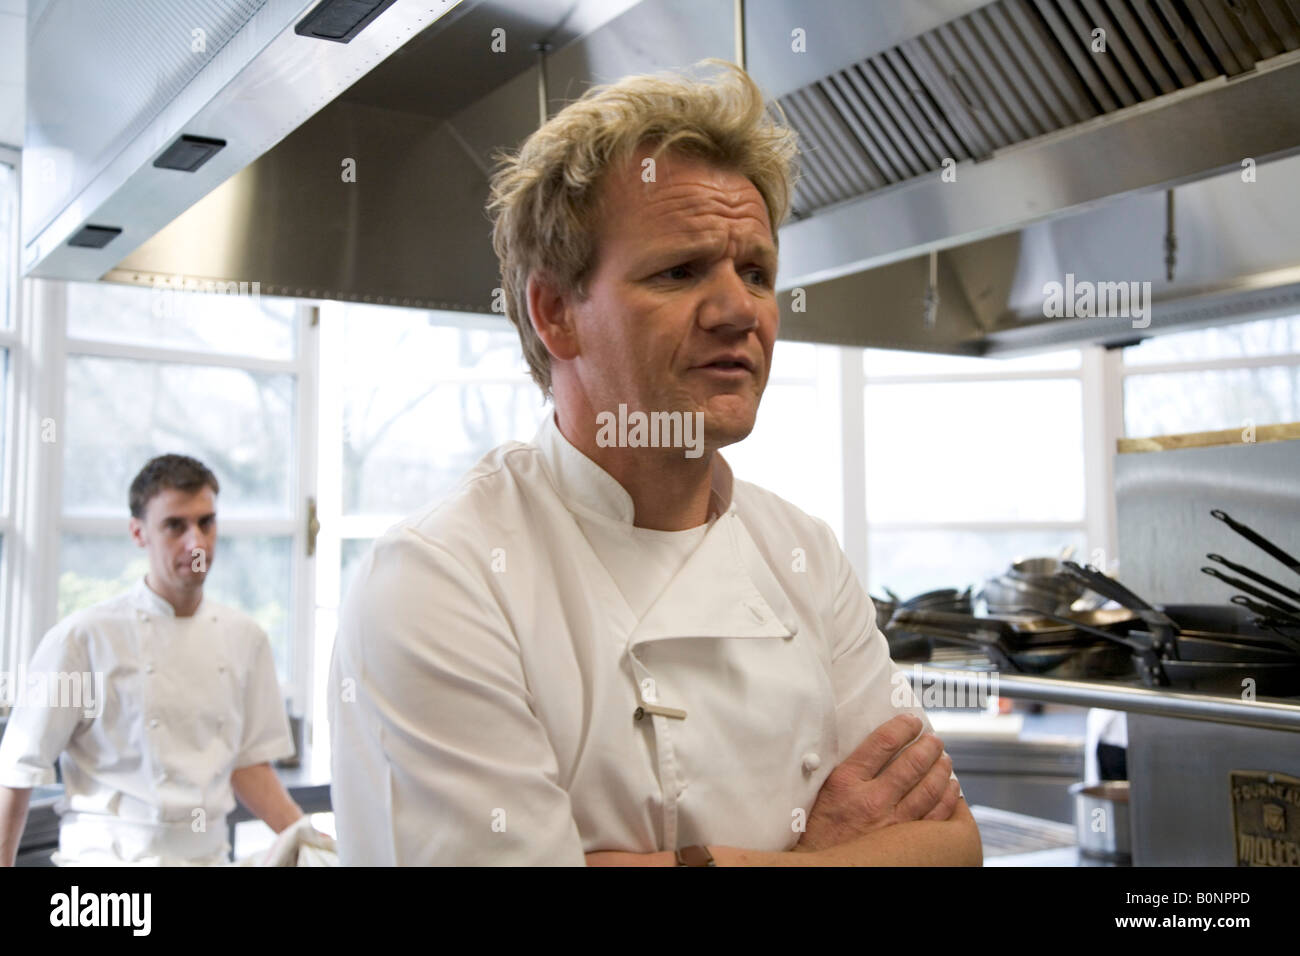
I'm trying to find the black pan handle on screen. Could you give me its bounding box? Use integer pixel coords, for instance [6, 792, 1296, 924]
[1061, 561, 1146, 610]
[1230, 594, 1300, 626]
[1202, 567, 1300, 614]
[1207, 554, 1300, 603]
[1211, 509, 1300, 576]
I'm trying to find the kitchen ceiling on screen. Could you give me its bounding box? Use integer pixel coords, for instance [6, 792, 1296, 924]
[21, 0, 1300, 354]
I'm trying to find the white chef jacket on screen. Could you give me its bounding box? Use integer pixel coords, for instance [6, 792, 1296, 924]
[0, 578, 294, 864]
[329, 410, 945, 865]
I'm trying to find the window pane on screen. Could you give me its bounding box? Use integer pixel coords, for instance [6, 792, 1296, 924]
[67, 280, 296, 360]
[1123, 365, 1300, 437]
[64, 356, 295, 518]
[344, 305, 531, 377]
[769, 340, 819, 378]
[867, 528, 1088, 598]
[864, 348, 1080, 377]
[341, 309, 548, 515]
[0, 161, 14, 330]
[1123, 314, 1300, 366]
[345, 382, 546, 514]
[865, 379, 1085, 522]
[725, 382, 842, 539]
[59, 533, 294, 681]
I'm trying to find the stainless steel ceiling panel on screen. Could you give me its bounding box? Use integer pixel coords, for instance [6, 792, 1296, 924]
[817, 75, 896, 185]
[1098, 0, 1178, 94]
[836, 67, 929, 175]
[861, 57, 946, 167]
[899, 36, 995, 159]
[1127, 0, 1202, 87]
[796, 86, 879, 197]
[881, 47, 970, 161]
[1005, 0, 1097, 124]
[966, 6, 1047, 137]
[787, 89, 858, 199]
[981, 3, 1065, 130]
[924, 24, 1017, 147]
[741, 0, 994, 100]
[776, 54, 1300, 290]
[1059, 0, 1141, 104]
[1184, 0, 1248, 72]
[1079, 0, 1159, 99]
[1031, 0, 1123, 110]
[1255, 0, 1300, 49]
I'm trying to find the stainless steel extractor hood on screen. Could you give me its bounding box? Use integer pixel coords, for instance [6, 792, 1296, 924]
[24, 0, 1300, 355]
[21, 0, 648, 284]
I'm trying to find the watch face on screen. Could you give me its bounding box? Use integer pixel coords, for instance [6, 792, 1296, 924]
[678, 845, 714, 867]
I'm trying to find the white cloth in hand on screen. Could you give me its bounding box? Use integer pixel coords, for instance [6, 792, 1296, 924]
[258, 816, 339, 867]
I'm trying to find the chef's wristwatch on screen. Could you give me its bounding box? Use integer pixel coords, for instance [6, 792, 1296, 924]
[675, 845, 715, 867]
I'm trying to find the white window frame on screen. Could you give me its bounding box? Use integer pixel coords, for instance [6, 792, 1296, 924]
[0, 145, 23, 677]
[14, 281, 318, 717]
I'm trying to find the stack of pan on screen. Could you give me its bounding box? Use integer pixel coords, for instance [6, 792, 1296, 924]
[886, 605, 1137, 680]
[1056, 559, 1300, 695]
[890, 509, 1300, 694]
[874, 587, 973, 661]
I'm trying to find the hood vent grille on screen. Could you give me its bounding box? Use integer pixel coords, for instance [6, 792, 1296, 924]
[780, 0, 1300, 218]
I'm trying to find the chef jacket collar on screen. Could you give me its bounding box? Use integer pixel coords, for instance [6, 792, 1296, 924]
[534, 409, 734, 527]
[534, 409, 799, 644]
[131, 575, 204, 619]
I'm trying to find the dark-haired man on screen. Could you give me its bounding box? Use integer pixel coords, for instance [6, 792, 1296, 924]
[0, 454, 303, 865]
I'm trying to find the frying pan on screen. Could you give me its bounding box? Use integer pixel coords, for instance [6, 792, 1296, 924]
[1028, 608, 1299, 665]
[1058, 563, 1294, 653]
[886, 608, 1134, 678]
[1148, 655, 1300, 697]
[1229, 596, 1300, 646]
[1211, 509, 1300, 576]
[889, 608, 1077, 650]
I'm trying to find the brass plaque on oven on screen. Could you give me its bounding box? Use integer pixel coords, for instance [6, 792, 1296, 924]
[1231, 770, 1300, 867]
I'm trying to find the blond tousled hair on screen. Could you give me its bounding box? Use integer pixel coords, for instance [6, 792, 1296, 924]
[486, 58, 800, 399]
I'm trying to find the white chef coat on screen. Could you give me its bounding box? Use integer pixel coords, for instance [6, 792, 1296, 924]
[329, 410, 945, 865]
[0, 577, 294, 864]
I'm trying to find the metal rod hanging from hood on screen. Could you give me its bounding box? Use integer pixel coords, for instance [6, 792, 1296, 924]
[733, 0, 746, 71]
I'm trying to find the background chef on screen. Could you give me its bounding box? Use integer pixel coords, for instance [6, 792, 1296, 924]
[330, 60, 982, 866]
[0, 454, 304, 865]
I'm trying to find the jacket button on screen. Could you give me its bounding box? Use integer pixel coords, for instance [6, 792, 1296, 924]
[145, 664, 155, 674]
[150, 718, 160, 729]
[801, 752, 821, 773]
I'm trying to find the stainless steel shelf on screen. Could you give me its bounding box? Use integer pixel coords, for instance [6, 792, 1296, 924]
[908, 659, 1300, 733]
